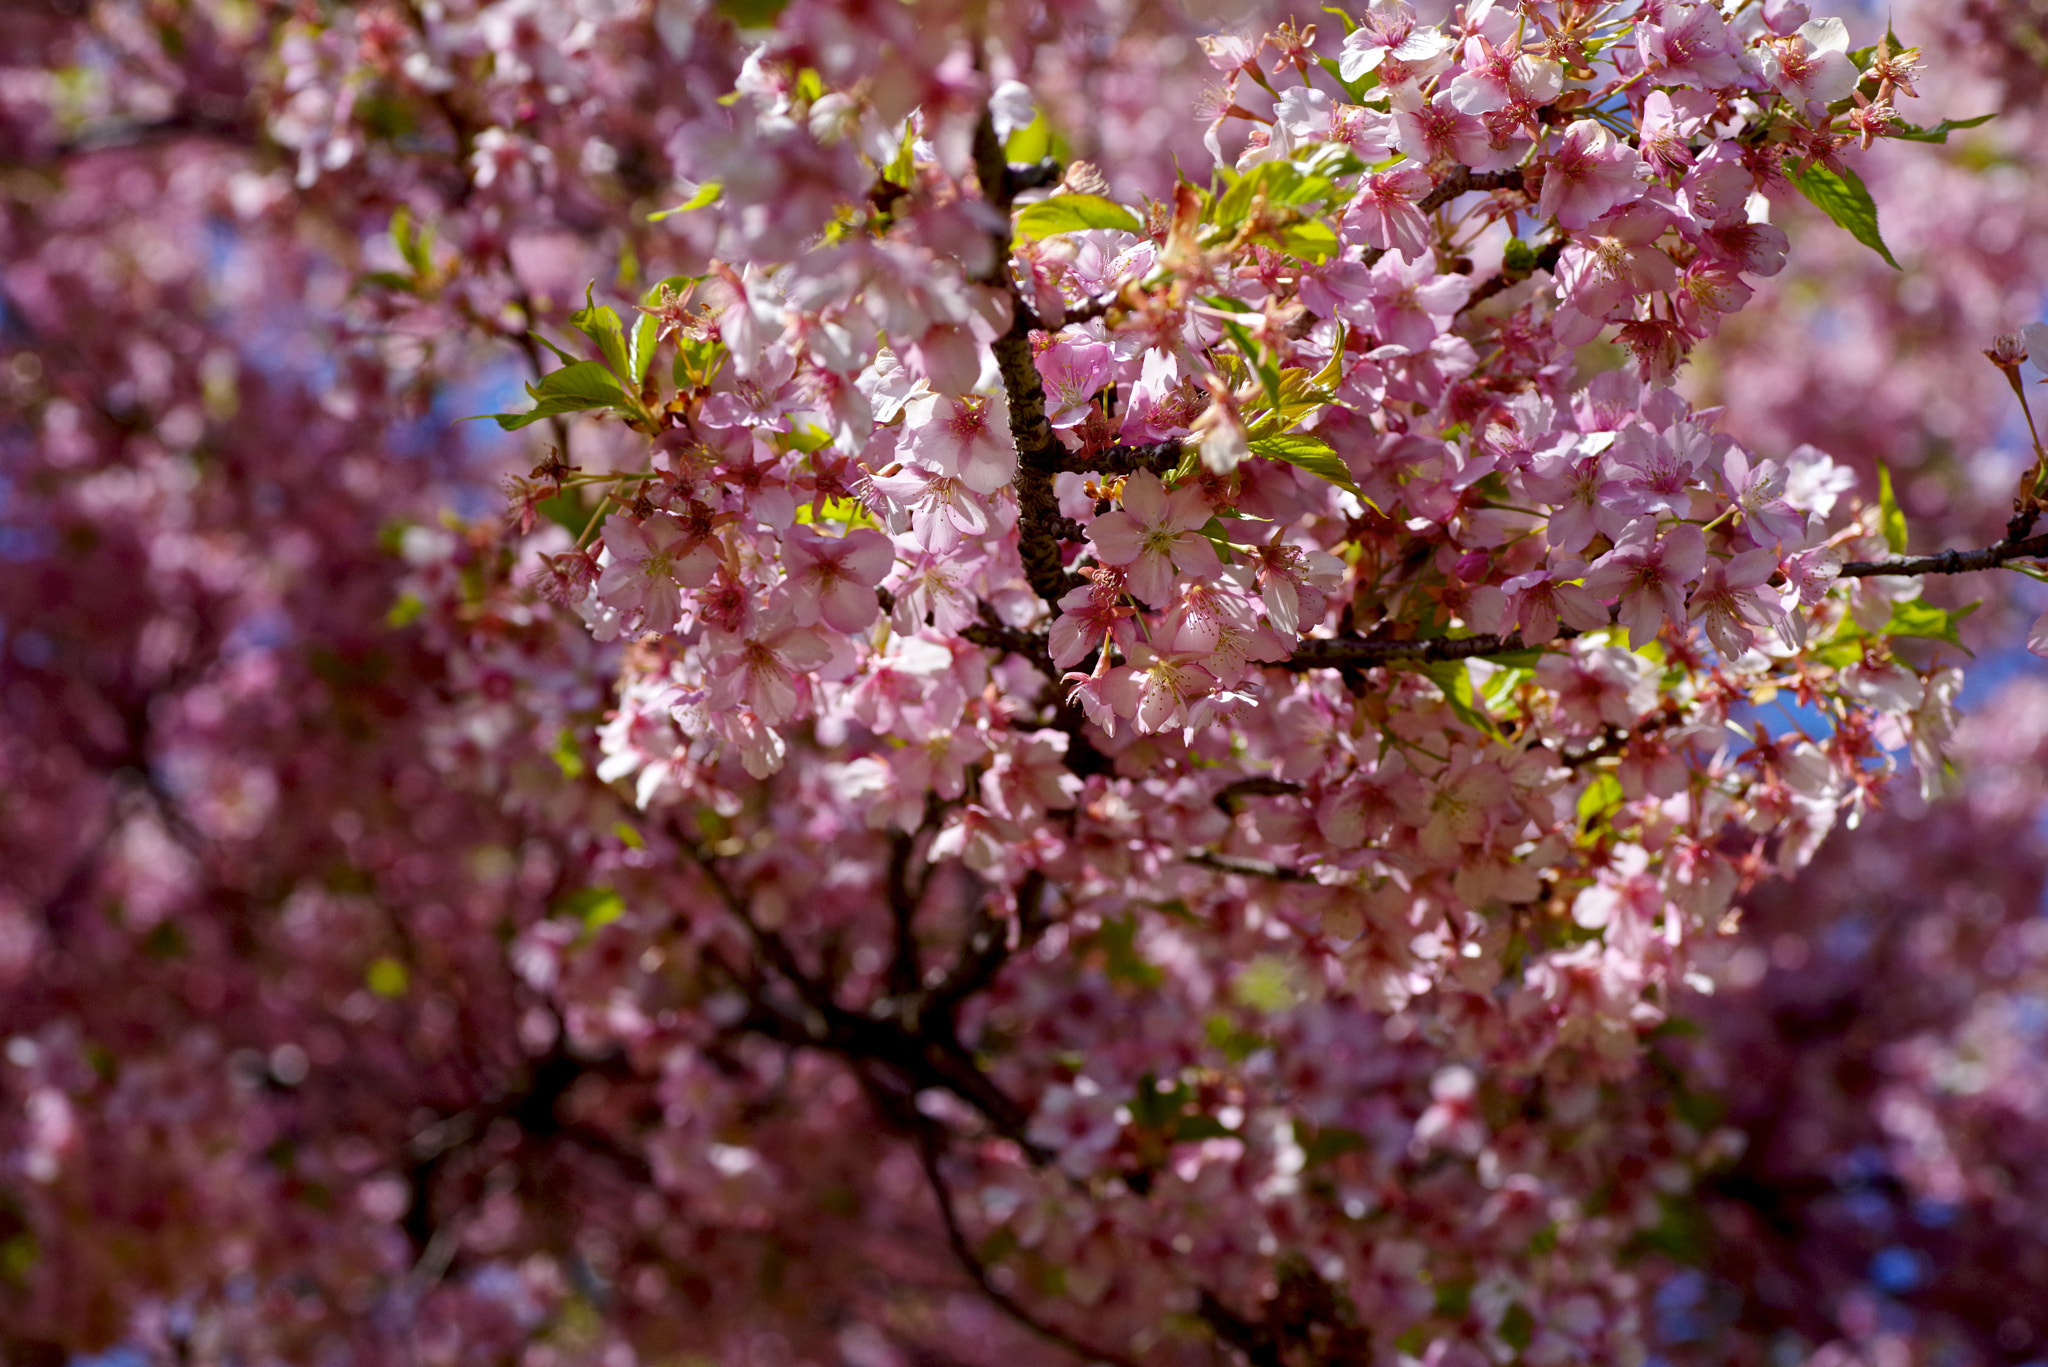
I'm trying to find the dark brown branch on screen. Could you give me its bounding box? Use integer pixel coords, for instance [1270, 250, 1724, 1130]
[1459, 236, 1566, 316]
[914, 1128, 1146, 1367]
[1212, 778, 1304, 813]
[926, 869, 1051, 1019]
[1417, 164, 1526, 214]
[1837, 531, 2048, 578]
[1281, 629, 1565, 670]
[974, 109, 1085, 609]
[884, 829, 924, 998]
[1197, 1291, 1286, 1367]
[1059, 441, 1183, 476]
[1186, 850, 1312, 882]
[35, 110, 258, 162]
[682, 833, 1044, 1152]
[962, 618, 1059, 678]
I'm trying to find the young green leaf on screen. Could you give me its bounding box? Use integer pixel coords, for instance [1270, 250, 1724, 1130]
[648, 182, 722, 221]
[1014, 193, 1143, 238]
[1884, 597, 1978, 653]
[571, 284, 635, 382]
[1217, 314, 1284, 409]
[1888, 112, 1996, 144]
[1245, 432, 1361, 495]
[1419, 658, 1497, 735]
[489, 361, 629, 430]
[1878, 464, 1908, 553]
[1787, 162, 1902, 270]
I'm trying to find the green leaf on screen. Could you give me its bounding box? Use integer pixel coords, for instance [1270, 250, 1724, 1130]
[1885, 597, 1978, 652]
[1577, 771, 1624, 826]
[882, 121, 917, 189]
[1318, 55, 1380, 102]
[1217, 314, 1284, 409]
[1280, 219, 1339, 262]
[558, 885, 626, 934]
[630, 309, 659, 386]
[391, 206, 434, 275]
[551, 727, 586, 779]
[1300, 1125, 1367, 1167]
[366, 957, 410, 998]
[713, 0, 788, 27]
[1419, 658, 1496, 735]
[1231, 955, 1300, 1013]
[648, 182, 722, 221]
[1787, 162, 1902, 270]
[1294, 142, 1366, 182]
[1245, 432, 1361, 495]
[1004, 109, 1061, 165]
[1092, 914, 1163, 987]
[489, 360, 630, 430]
[1014, 193, 1143, 238]
[1318, 5, 1358, 34]
[385, 590, 424, 629]
[1877, 464, 1908, 553]
[1499, 1303, 1536, 1353]
[571, 284, 635, 382]
[530, 331, 581, 367]
[1889, 112, 1996, 143]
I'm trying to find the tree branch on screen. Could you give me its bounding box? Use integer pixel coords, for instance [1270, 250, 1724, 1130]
[1212, 778, 1304, 813]
[913, 1127, 1146, 1367]
[1059, 442, 1183, 476]
[1837, 531, 2048, 578]
[1281, 629, 1563, 670]
[1186, 850, 1312, 882]
[1417, 164, 1526, 214]
[973, 108, 1085, 609]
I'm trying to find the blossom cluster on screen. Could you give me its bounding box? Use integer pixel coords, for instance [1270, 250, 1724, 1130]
[9, 1, 2048, 1365]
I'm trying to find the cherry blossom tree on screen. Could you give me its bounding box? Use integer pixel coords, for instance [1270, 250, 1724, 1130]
[5, 2, 2048, 1365]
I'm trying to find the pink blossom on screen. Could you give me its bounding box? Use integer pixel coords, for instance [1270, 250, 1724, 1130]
[1366, 249, 1473, 352]
[1636, 2, 1745, 89]
[595, 513, 718, 632]
[1525, 446, 1639, 554]
[1759, 18, 1861, 111]
[1049, 571, 1137, 669]
[699, 345, 803, 430]
[866, 463, 992, 556]
[1250, 543, 1345, 636]
[1412, 747, 1512, 862]
[1688, 547, 1784, 658]
[1720, 449, 1807, 548]
[1498, 564, 1612, 644]
[1553, 203, 1681, 345]
[781, 524, 894, 632]
[1583, 519, 1708, 646]
[1103, 644, 1220, 734]
[1033, 334, 1113, 428]
[1337, 3, 1456, 83]
[903, 391, 1017, 495]
[1389, 87, 1491, 168]
[1086, 469, 1219, 607]
[705, 608, 833, 726]
[1637, 91, 1698, 177]
[1537, 121, 1645, 231]
[1345, 167, 1435, 258]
